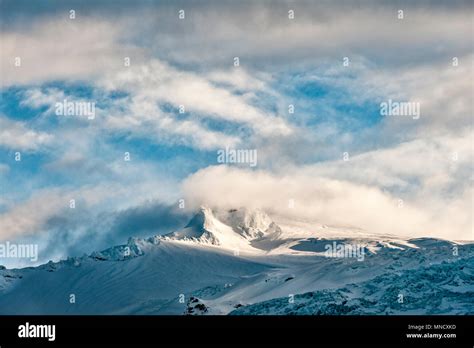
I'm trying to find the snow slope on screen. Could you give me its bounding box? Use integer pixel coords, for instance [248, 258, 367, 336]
[0, 206, 472, 315]
[230, 257, 474, 315]
[0, 238, 272, 314]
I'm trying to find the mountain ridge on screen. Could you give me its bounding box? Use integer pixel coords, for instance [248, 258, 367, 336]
[0, 206, 472, 315]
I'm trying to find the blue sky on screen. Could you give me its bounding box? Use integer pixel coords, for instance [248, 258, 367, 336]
[0, 0, 472, 267]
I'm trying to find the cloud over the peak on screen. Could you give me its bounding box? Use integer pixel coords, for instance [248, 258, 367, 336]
[182, 164, 472, 241]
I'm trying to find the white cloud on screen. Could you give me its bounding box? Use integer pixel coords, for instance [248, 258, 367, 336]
[355, 55, 473, 135]
[182, 164, 472, 241]
[103, 92, 241, 150]
[309, 131, 473, 192]
[0, 116, 53, 151]
[0, 188, 86, 240]
[101, 60, 291, 135]
[20, 88, 65, 110]
[97, 60, 292, 149]
[0, 160, 183, 241]
[0, 184, 136, 240]
[1, 18, 144, 87]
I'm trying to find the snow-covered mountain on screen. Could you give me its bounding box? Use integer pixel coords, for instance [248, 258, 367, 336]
[0, 206, 473, 315]
[164, 207, 281, 253]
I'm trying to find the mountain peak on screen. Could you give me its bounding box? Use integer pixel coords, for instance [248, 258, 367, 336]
[165, 206, 281, 251]
[184, 206, 216, 230]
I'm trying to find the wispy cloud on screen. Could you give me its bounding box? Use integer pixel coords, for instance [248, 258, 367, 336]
[0, 116, 53, 151]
